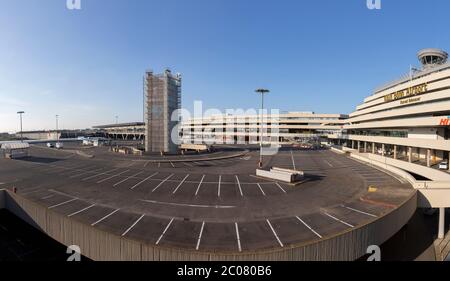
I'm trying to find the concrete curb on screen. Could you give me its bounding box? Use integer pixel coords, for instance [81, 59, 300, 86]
[0, 189, 5, 209]
[73, 150, 95, 158]
[131, 150, 249, 164]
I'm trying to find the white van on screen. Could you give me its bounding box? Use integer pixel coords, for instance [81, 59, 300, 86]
[439, 160, 448, 170]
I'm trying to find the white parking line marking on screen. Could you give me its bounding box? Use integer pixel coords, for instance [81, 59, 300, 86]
[324, 160, 333, 167]
[68, 204, 96, 217]
[121, 214, 145, 237]
[70, 168, 103, 178]
[257, 184, 266, 196]
[144, 161, 151, 168]
[235, 175, 244, 196]
[342, 205, 377, 218]
[152, 174, 174, 192]
[196, 221, 205, 250]
[295, 216, 322, 238]
[195, 175, 205, 196]
[82, 168, 120, 181]
[266, 219, 284, 247]
[113, 171, 144, 187]
[130, 172, 159, 190]
[158, 162, 161, 168]
[275, 182, 287, 194]
[193, 162, 203, 166]
[48, 198, 78, 209]
[97, 169, 130, 183]
[140, 199, 236, 209]
[169, 161, 175, 168]
[183, 162, 193, 167]
[172, 174, 190, 194]
[235, 222, 242, 252]
[91, 209, 120, 226]
[156, 218, 174, 245]
[291, 150, 296, 170]
[41, 195, 54, 200]
[218, 175, 222, 197]
[58, 165, 86, 175]
[324, 212, 354, 228]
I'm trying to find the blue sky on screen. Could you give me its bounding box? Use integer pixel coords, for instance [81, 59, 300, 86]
[0, 0, 449, 132]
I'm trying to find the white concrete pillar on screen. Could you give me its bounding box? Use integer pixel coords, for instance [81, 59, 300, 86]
[382, 144, 385, 157]
[408, 147, 412, 163]
[427, 149, 431, 167]
[394, 145, 397, 159]
[439, 208, 445, 239]
[372, 143, 375, 154]
[357, 141, 361, 152]
[364, 142, 367, 153]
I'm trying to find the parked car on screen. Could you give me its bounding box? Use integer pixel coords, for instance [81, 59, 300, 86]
[439, 160, 449, 170]
[55, 142, 64, 149]
[46, 142, 55, 148]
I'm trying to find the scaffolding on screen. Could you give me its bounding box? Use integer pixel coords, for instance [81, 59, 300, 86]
[144, 69, 181, 153]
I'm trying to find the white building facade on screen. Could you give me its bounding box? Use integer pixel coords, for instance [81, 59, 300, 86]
[328, 48, 450, 174]
[181, 112, 348, 145]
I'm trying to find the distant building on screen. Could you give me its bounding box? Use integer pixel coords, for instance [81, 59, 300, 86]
[144, 69, 181, 153]
[15, 130, 96, 140]
[92, 122, 145, 140]
[180, 112, 347, 145]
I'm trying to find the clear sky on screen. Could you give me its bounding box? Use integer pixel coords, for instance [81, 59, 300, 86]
[0, 0, 449, 133]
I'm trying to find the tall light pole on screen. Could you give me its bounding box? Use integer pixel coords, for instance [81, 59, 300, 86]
[115, 115, 119, 125]
[255, 88, 270, 168]
[17, 111, 25, 142]
[56, 115, 59, 142]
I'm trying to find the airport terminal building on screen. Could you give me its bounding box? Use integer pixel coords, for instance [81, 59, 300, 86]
[328, 48, 450, 173]
[180, 112, 348, 145]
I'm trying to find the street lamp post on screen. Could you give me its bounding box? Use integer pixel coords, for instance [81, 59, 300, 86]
[17, 111, 25, 142]
[255, 89, 270, 168]
[115, 115, 119, 125]
[56, 115, 59, 142]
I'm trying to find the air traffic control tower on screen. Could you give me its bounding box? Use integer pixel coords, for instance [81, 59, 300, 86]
[144, 69, 181, 154]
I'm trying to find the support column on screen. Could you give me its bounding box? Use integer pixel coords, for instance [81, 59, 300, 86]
[364, 142, 367, 153]
[352, 140, 355, 149]
[408, 147, 412, 163]
[427, 149, 431, 167]
[439, 208, 445, 239]
[372, 143, 375, 154]
[381, 144, 385, 157]
[357, 141, 361, 152]
[394, 145, 397, 160]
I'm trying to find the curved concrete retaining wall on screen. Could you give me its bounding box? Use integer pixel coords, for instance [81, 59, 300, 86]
[365, 153, 450, 181]
[3, 190, 417, 261]
[0, 189, 5, 208]
[349, 153, 450, 208]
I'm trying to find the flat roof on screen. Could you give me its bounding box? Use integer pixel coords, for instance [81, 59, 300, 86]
[93, 122, 145, 129]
